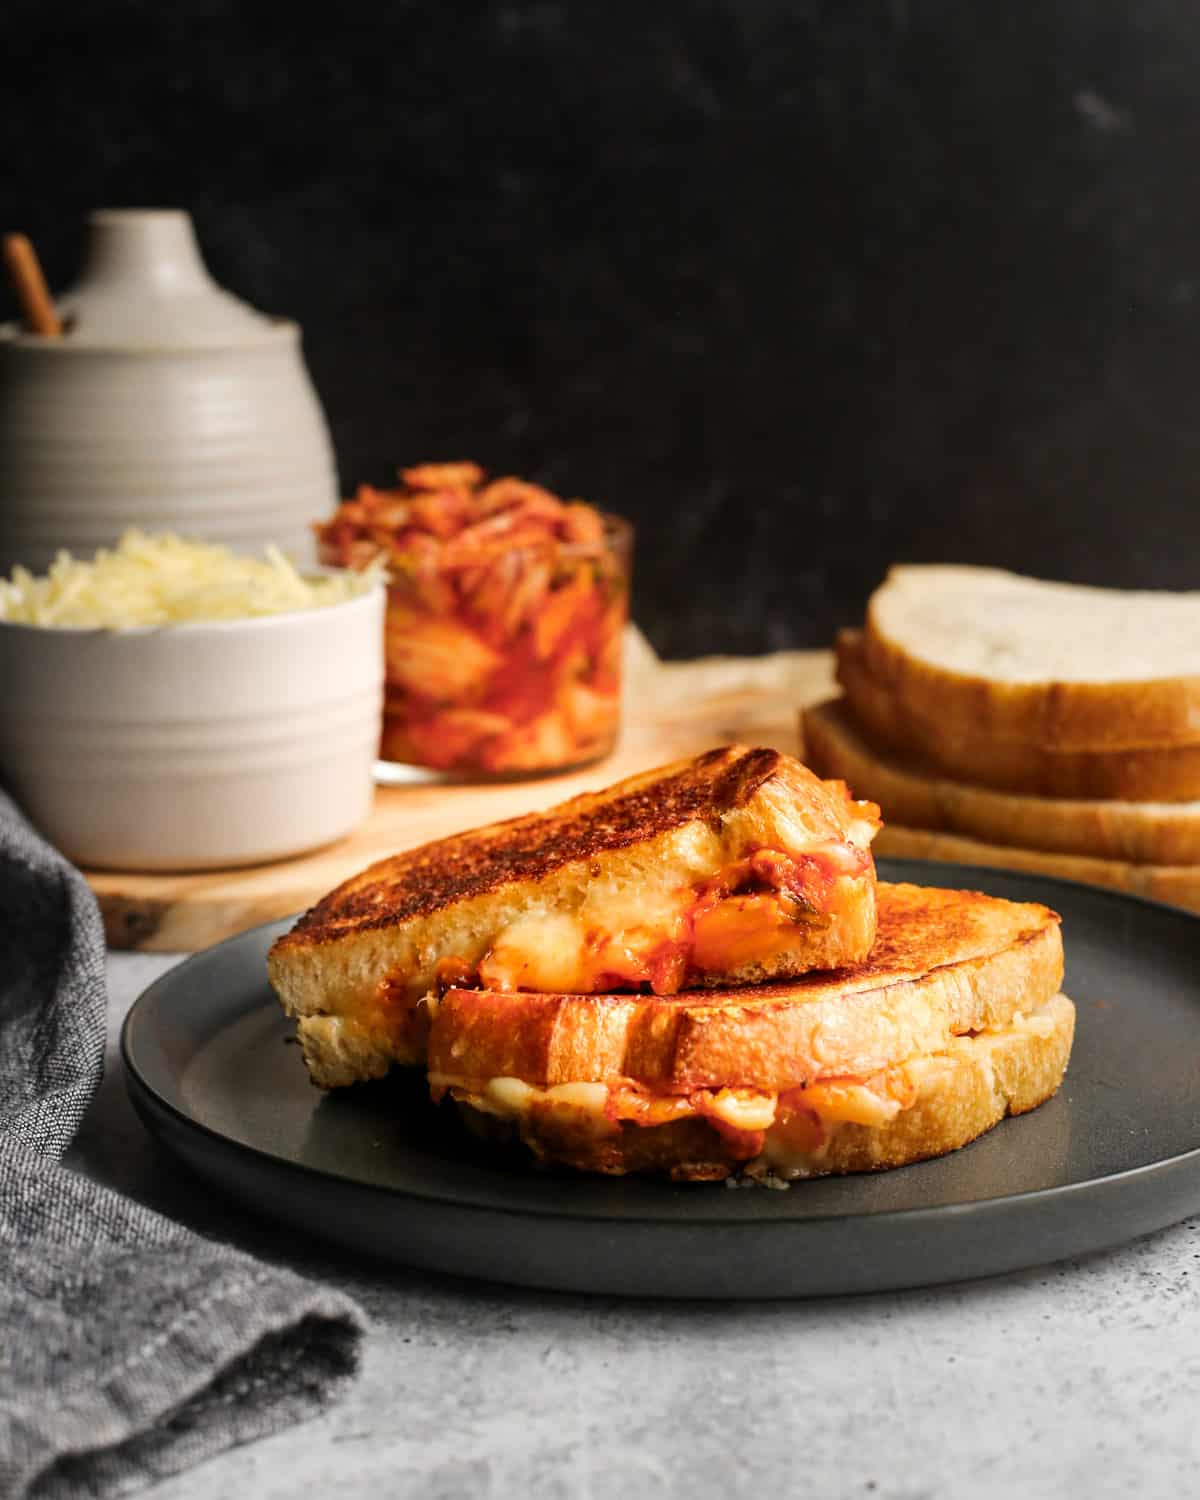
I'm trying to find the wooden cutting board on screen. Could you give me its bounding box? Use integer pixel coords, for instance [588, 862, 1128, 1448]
[89, 642, 834, 951]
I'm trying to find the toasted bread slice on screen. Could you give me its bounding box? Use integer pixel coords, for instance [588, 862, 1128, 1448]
[454, 993, 1075, 1181]
[875, 826, 1200, 911]
[428, 882, 1061, 1091]
[432, 876, 1068, 1182]
[837, 629, 1200, 802]
[268, 746, 880, 1086]
[863, 566, 1200, 751]
[427, 881, 1066, 1179]
[803, 697, 1200, 865]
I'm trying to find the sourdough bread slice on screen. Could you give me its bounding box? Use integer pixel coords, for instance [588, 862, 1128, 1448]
[427, 883, 1063, 1095]
[863, 566, 1200, 751]
[837, 629, 1200, 802]
[428, 881, 1068, 1181]
[875, 827, 1200, 911]
[803, 697, 1200, 865]
[269, 746, 880, 1088]
[451, 992, 1075, 1181]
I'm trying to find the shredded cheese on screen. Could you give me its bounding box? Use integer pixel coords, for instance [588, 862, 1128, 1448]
[0, 530, 380, 629]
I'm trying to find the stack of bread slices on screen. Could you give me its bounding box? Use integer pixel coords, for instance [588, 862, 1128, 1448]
[802, 565, 1200, 911]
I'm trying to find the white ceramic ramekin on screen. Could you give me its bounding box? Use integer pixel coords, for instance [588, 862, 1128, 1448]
[0, 581, 384, 871]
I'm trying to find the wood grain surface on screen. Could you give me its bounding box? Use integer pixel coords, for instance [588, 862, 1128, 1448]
[89, 641, 834, 952]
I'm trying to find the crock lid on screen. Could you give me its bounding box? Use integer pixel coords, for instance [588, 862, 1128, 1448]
[57, 209, 279, 346]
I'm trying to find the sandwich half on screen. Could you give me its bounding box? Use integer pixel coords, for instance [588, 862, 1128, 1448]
[268, 746, 881, 1087]
[427, 882, 1072, 1181]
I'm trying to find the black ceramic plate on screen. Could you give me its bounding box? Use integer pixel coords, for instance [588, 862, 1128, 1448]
[121, 859, 1200, 1298]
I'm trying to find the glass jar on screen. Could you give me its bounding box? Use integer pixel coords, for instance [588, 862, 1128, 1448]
[316, 465, 632, 779]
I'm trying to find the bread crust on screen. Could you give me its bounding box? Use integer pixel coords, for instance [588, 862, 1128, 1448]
[864, 566, 1200, 751]
[453, 993, 1076, 1181]
[427, 882, 1063, 1093]
[803, 697, 1200, 865]
[275, 747, 793, 948]
[270, 746, 880, 1086]
[874, 826, 1200, 911]
[837, 630, 1200, 802]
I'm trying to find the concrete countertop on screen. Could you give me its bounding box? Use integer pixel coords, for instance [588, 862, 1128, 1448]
[83, 952, 1200, 1500]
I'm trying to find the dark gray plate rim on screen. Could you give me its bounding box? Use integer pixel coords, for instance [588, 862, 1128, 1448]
[120, 1024, 1200, 1227]
[120, 859, 1200, 1295]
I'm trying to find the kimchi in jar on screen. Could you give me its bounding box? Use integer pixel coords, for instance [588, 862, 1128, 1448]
[315, 462, 631, 777]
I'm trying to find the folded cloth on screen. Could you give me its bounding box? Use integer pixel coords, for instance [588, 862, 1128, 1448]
[0, 793, 366, 1499]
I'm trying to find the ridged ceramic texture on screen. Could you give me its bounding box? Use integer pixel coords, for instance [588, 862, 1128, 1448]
[0, 584, 385, 871]
[0, 210, 337, 573]
[0, 331, 336, 573]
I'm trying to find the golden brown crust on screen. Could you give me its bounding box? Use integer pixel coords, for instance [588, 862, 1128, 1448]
[838, 629, 1200, 801]
[863, 577, 1200, 751]
[874, 826, 1200, 911]
[453, 993, 1076, 1180]
[803, 697, 1200, 865]
[270, 746, 881, 1086]
[274, 746, 842, 950]
[427, 882, 1063, 1092]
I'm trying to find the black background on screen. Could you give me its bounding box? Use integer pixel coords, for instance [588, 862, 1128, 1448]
[6, 1, 1200, 656]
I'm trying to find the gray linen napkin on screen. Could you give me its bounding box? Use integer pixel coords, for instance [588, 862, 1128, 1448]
[0, 792, 366, 1499]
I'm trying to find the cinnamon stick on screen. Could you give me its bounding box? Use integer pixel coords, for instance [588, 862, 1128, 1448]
[3, 233, 62, 336]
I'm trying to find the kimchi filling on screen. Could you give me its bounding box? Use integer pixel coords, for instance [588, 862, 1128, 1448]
[431, 1065, 916, 1166]
[314, 462, 627, 775]
[464, 843, 872, 998]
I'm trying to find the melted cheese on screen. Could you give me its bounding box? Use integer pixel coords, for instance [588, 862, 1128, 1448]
[438, 1074, 884, 1144]
[475, 846, 857, 995]
[441, 1069, 897, 1178]
[846, 817, 880, 856]
[453, 1075, 616, 1138]
[478, 913, 590, 992]
[689, 894, 811, 974]
[441, 1001, 1066, 1181]
[700, 1088, 778, 1132]
[477, 888, 693, 994]
[792, 1079, 904, 1128]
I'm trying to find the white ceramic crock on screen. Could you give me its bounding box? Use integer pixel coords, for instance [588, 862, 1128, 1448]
[0, 580, 384, 871]
[0, 209, 337, 575]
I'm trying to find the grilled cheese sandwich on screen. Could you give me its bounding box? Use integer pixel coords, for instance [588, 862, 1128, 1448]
[268, 746, 881, 1087]
[268, 747, 1074, 1185]
[427, 882, 1073, 1181]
